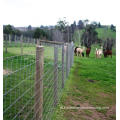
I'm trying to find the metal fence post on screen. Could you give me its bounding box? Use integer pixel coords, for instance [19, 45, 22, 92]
[54, 45, 58, 106]
[20, 35, 23, 55]
[35, 45, 44, 120]
[62, 44, 64, 88]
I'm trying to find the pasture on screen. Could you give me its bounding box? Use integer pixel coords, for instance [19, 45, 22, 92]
[3, 41, 71, 120]
[53, 45, 116, 120]
[3, 27, 116, 120]
[73, 27, 116, 46]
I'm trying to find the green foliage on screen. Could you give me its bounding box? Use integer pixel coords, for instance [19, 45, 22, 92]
[73, 27, 116, 47]
[28, 25, 32, 31]
[73, 29, 84, 46]
[3, 25, 14, 34]
[55, 18, 68, 32]
[4, 25, 21, 36]
[110, 24, 116, 32]
[81, 25, 98, 47]
[33, 28, 48, 39]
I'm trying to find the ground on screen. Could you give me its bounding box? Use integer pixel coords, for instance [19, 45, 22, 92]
[53, 52, 116, 120]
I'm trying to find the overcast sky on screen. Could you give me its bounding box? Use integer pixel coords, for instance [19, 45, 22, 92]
[2, 0, 118, 27]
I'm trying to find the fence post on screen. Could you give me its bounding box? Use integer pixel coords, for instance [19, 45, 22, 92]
[68, 43, 70, 74]
[54, 45, 58, 106]
[34, 38, 36, 44]
[70, 42, 74, 67]
[66, 43, 69, 78]
[72, 43, 74, 65]
[35, 45, 44, 120]
[5, 34, 8, 53]
[71, 43, 73, 66]
[15, 35, 17, 46]
[9, 34, 11, 43]
[20, 35, 23, 55]
[69, 43, 72, 67]
[37, 39, 40, 45]
[62, 44, 64, 88]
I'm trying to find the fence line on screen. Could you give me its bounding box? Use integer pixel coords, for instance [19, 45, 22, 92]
[3, 34, 74, 120]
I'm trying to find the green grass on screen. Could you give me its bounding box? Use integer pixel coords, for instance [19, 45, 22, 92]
[73, 27, 116, 47]
[96, 28, 116, 40]
[53, 45, 116, 120]
[3, 45, 63, 120]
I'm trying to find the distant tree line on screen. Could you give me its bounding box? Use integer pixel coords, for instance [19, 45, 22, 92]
[3, 19, 116, 46]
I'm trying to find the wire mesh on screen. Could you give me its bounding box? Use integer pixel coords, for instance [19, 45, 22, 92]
[3, 34, 74, 120]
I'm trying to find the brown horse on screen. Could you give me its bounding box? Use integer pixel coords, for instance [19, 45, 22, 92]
[103, 49, 112, 58]
[86, 47, 91, 57]
[74, 47, 78, 56]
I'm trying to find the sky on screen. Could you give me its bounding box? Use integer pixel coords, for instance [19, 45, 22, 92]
[2, 0, 119, 27]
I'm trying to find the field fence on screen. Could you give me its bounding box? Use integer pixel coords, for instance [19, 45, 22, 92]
[3, 34, 74, 120]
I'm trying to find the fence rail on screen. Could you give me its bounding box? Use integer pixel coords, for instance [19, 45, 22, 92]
[3, 34, 74, 120]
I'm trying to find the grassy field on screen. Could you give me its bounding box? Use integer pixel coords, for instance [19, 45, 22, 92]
[3, 45, 64, 120]
[53, 45, 116, 120]
[73, 27, 116, 46]
[96, 28, 116, 40]
[3, 28, 116, 120]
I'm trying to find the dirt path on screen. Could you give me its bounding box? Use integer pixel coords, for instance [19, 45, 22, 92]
[56, 57, 116, 120]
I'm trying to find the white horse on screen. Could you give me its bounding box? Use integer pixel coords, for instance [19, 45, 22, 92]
[95, 46, 103, 58]
[76, 46, 85, 57]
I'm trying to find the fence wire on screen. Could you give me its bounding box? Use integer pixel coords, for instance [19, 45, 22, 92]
[3, 34, 74, 120]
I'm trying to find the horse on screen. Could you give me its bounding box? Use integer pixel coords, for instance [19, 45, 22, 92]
[76, 47, 85, 57]
[103, 49, 112, 58]
[74, 47, 85, 57]
[86, 47, 91, 57]
[74, 47, 78, 56]
[95, 46, 103, 58]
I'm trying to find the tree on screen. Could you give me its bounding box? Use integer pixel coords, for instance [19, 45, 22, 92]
[98, 22, 101, 28]
[83, 19, 89, 26]
[14, 29, 21, 36]
[91, 21, 97, 27]
[3, 25, 14, 34]
[33, 28, 48, 39]
[71, 21, 77, 34]
[55, 18, 68, 32]
[103, 38, 114, 50]
[110, 24, 116, 32]
[78, 20, 84, 29]
[28, 25, 32, 31]
[81, 25, 98, 47]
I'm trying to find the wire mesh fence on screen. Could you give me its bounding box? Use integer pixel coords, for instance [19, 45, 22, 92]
[3, 34, 74, 120]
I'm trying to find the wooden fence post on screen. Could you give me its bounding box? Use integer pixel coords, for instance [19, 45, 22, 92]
[35, 45, 44, 120]
[5, 34, 8, 53]
[9, 34, 11, 43]
[72, 43, 74, 66]
[68, 43, 70, 75]
[54, 45, 58, 106]
[66, 43, 69, 78]
[62, 44, 64, 88]
[70, 43, 72, 67]
[34, 38, 36, 44]
[15, 35, 17, 47]
[20, 35, 23, 55]
[37, 39, 40, 45]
